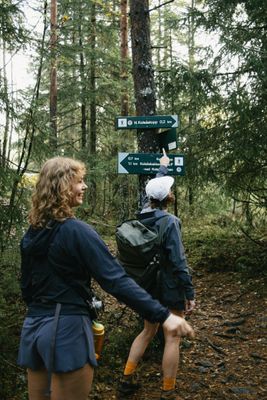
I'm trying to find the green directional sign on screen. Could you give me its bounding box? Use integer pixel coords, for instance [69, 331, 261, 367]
[118, 153, 185, 175]
[115, 115, 178, 130]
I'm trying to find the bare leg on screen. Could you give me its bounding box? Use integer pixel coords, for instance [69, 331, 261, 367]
[126, 320, 159, 364]
[162, 310, 184, 384]
[162, 332, 181, 378]
[119, 320, 159, 394]
[28, 364, 94, 400]
[27, 368, 49, 400]
[51, 364, 93, 400]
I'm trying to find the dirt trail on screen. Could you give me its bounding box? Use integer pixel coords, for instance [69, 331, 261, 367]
[90, 266, 267, 400]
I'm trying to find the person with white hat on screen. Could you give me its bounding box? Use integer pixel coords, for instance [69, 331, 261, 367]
[119, 149, 196, 400]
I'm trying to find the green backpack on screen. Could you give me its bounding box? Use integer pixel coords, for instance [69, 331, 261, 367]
[115, 216, 169, 293]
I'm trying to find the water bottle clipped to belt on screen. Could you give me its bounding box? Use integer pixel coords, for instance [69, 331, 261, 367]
[92, 320, 105, 360]
[88, 295, 105, 360]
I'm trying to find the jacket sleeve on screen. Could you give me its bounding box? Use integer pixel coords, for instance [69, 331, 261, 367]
[156, 165, 169, 178]
[20, 247, 33, 304]
[164, 217, 195, 300]
[61, 221, 170, 324]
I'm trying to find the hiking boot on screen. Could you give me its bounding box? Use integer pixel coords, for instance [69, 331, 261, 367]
[117, 375, 141, 395]
[160, 389, 184, 400]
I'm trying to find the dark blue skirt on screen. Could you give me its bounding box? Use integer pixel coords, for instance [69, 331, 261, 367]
[17, 315, 97, 372]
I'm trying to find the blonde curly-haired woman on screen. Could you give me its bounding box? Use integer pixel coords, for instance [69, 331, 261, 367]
[17, 156, 194, 400]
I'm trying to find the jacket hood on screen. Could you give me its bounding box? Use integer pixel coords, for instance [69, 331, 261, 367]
[21, 221, 62, 257]
[138, 208, 169, 227]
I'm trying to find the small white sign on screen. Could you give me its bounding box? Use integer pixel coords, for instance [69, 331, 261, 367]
[168, 141, 177, 150]
[118, 118, 127, 128]
[174, 157, 184, 166]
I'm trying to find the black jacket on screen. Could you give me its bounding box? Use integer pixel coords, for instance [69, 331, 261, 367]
[20, 218, 170, 323]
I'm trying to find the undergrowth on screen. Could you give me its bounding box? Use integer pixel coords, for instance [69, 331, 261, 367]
[0, 215, 266, 399]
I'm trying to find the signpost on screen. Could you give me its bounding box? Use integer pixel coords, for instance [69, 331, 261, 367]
[115, 115, 178, 130]
[118, 153, 185, 175]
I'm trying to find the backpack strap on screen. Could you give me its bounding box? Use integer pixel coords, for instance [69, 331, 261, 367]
[45, 302, 61, 397]
[136, 215, 170, 292]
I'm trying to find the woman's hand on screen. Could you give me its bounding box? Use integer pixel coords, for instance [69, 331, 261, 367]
[162, 313, 194, 338]
[160, 148, 170, 167]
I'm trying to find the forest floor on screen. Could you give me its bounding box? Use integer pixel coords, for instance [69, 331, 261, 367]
[89, 249, 267, 400]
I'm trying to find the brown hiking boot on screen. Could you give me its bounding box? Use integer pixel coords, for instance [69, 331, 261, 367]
[160, 389, 184, 400]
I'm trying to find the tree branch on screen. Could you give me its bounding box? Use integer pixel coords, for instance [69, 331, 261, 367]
[148, 0, 175, 13]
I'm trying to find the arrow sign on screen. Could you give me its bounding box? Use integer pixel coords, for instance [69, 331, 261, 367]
[118, 153, 185, 175]
[115, 115, 178, 130]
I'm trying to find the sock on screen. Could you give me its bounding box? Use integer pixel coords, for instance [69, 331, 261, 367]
[162, 377, 176, 391]
[123, 360, 138, 376]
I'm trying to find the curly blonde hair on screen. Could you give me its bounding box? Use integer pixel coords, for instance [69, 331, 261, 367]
[29, 157, 86, 228]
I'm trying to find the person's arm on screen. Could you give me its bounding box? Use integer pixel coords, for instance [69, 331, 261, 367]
[59, 221, 194, 338]
[156, 148, 170, 178]
[164, 218, 195, 302]
[73, 221, 194, 336]
[61, 220, 169, 323]
[20, 228, 34, 305]
[20, 251, 33, 304]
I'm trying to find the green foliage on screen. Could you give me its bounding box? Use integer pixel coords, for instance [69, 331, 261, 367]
[0, 0, 28, 48]
[183, 214, 267, 278]
[197, 0, 267, 211]
[0, 1, 266, 397]
[0, 244, 27, 400]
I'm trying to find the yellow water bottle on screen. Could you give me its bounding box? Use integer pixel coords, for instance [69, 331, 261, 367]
[92, 321, 105, 360]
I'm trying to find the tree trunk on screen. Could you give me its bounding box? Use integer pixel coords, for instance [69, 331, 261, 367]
[50, 0, 57, 149]
[157, 0, 163, 110]
[1, 40, 9, 168]
[88, 1, 97, 214]
[129, 0, 158, 206]
[78, 5, 87, 148]
[187, 0, 197, 211]
[119, 0, 130, 218]
[120, 0, 129, 116]
[129, 0, 157, 151]
[89, 2, 96, 155]
[7, 59, 14, 162]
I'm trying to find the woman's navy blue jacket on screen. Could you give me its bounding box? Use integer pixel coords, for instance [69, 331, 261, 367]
[20, 218, 170, 323]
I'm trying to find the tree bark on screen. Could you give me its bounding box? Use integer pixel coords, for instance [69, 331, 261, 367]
[129, 0, 158, 152]
[187, 0, 197, 210]
[78, 5, 87, 148]
[1, 40, 9, 168]
[129, 0, 159, 207]
[120, 0, 129, 116]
